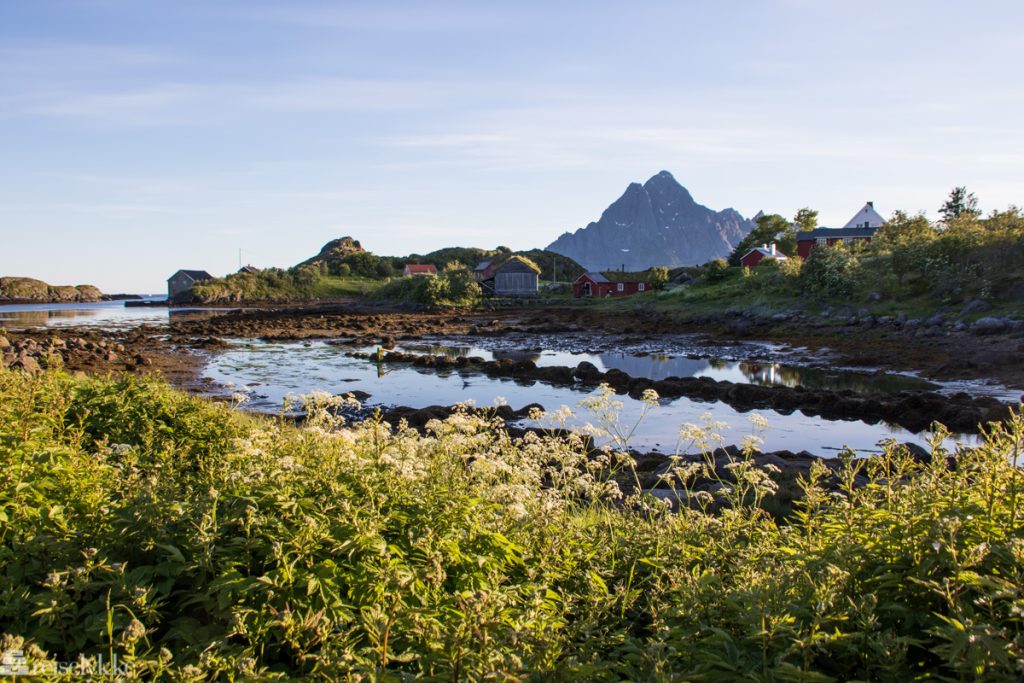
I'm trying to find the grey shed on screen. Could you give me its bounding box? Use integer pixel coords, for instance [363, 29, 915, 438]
[493, 257, 540, 297]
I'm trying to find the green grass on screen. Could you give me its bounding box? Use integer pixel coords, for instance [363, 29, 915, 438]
[309, 275, 384, 298]
[570, 253, 1024, 321]
[3, 368, 1024, 679]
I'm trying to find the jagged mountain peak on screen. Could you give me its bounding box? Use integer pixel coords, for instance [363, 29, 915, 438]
[546, 172, 754, 270]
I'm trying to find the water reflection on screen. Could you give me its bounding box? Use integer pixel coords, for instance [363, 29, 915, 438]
[0, 301, 230, 330]
[392, 341, 938, 395]
[205, 339, 966, 455]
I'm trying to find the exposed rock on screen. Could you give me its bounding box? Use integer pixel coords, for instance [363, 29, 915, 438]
[960, 299, 991, 317]
[546, 171, 755, 270]
[0, 276, 103, 302]
[972, 317, 1008, 334]
[10, 355, 40, 373]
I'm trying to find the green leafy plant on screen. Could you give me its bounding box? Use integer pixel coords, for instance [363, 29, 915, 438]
[1, 367, 1023, 680]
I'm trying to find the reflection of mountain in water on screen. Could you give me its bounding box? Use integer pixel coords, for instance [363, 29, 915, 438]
[600, 353, 937, 394]
[600, 354, 711, 380]
[740, 363, 935, 393]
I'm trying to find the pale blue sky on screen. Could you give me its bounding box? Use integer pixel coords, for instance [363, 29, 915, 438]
[2, 0, 1022, 292]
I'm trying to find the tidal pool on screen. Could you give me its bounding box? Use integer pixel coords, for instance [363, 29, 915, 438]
[204, 339, 973, 456]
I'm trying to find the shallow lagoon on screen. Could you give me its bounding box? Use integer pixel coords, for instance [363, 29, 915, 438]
[204, 339, 972, 455]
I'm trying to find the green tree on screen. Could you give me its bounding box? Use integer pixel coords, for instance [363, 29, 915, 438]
[876, 210, 934, 246]
[793, 207, 818, 232]
[940, 186, 981, 222]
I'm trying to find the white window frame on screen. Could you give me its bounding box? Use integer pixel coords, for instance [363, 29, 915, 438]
[638, 282, 645, 291]
[617, 282, 624, 292]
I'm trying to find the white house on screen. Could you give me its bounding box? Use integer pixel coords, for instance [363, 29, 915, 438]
[843, 201, 885, 229]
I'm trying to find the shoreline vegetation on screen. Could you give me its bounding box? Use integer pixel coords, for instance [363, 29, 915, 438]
[2, 367, 1023, 679]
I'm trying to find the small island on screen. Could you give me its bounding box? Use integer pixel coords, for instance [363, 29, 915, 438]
[0, 276, 103, 303]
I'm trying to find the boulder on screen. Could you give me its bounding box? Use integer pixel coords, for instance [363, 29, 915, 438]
[972, 317, 1008, 334]
[960, 299, 991, 317]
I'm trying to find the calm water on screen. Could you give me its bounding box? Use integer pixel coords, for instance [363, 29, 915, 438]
[0, 300, 224, 330]
[394, 340, 942, 394]
[204, 339, 977, 455]
[1, 302, 1012, 454]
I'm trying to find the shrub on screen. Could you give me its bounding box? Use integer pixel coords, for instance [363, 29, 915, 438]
[801, 243, 861, 298]
[705, 258, 730, 282]
[1, 369, 1024, 679]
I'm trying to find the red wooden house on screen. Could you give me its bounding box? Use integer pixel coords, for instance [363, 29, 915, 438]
[572, 272, 651, 298]
[740, 244, 788, 268]
[796, 227, 878, 259]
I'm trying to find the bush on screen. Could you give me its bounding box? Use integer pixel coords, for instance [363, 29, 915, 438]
[801, 243, 861, 298]
[705, 258, 730, 282]
[2, 369, 1024, 679]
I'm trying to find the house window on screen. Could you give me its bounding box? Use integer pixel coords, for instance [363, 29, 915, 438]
[816, 238, 827, 246]
[638, 282, 645, 291]
[617, 282, 624, 292]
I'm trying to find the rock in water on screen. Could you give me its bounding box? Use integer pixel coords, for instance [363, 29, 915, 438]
[546, 171, 755, 271]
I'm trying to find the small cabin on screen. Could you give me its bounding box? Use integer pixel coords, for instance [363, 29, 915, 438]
[238, 265, 260, 274]
[740, 244, 788, 268]
[472, 260, 495, 281]
[167, 269, 213, 301]
[403, 264, 437, 278]
[572, 272, 651, 298]
[493, 257, 540, 297]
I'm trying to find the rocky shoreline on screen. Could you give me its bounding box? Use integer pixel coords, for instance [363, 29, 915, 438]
[355, 349, 1013, 434]
[3, 303, 1021, 446]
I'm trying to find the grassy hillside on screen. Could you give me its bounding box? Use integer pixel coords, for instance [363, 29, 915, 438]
[2, 368, 1023, 679]
[189, 268, 384, 303]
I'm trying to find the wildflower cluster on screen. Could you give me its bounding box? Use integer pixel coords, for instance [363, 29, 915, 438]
[1, 368, 1023, 680]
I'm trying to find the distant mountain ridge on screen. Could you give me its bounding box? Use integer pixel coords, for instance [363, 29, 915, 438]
[546, 171, 755, 271]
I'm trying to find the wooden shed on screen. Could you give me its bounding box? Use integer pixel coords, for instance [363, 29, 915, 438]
[167, 269, 213, 301]
[493, 257, 540, 297]
[472, 260, 495, 281]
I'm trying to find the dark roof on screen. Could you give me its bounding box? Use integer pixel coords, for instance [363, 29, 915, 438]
[797, 226, 878, 241]
[238, 265, 260, 274]
[496, 256, 541, 274]
[574, 271, 653, 284]
[170, 269, 214, 281]
[473, 260, 493, 271]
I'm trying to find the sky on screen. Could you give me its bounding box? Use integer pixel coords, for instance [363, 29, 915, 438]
[1, 0, 1023, 292]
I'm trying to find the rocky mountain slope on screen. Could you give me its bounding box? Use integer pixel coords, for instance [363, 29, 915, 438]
[547, 171, 754, 271]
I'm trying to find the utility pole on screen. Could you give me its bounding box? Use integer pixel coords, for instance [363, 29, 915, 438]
[238, 248, 242, 269]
